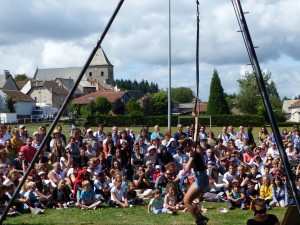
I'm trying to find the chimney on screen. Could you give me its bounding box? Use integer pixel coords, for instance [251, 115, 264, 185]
[3, 70, 10, 80]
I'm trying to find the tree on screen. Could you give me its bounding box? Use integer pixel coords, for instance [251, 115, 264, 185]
[237, 71, 284, 121]
[95, 97, 112, 115]
[206, 69, 230, 115]
[112, 98, 125, 115]
[151, 92, 168, 115]
[5, 96, 16, 113]
[171, 87, 195, 103]
[125, 99, 141, 115]
[139, 95, 154, 116]
[14, 74, 29, 81]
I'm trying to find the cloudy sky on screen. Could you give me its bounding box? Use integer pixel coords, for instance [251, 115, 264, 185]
[1, 0, 300, 101]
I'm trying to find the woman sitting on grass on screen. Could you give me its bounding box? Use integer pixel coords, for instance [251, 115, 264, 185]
[48, 179, 72, 209]
[75, 180, 102, 210]
[269, 176, 288, 208]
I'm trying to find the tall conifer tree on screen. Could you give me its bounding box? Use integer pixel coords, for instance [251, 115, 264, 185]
[206, 69, 230, 115]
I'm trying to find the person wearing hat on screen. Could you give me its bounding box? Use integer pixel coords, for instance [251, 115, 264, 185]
[82, 128, 99, 155]
[18, 125, 28, 145]
[49, 128, 66, 152]
[144, 146, 157, 167]
[285, 142, 297, 159]
[166, 138, 178, 156]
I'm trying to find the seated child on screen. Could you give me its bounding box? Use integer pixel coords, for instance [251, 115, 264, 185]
[126, 182, 144, 206]
[245, 181, 259, 209]
[148, 189, 175, 214]
[94, 171, 112, 201]
[24, 181, 45, 210]
[227, 183, 246, 210]
[153, 165, 162, 183]
[48, 179, 72, 209]
[108, 175, 129, 208]
[121, 172, 130, 191]
[75, 180, 102, 209]
[164, 183, 181, 213]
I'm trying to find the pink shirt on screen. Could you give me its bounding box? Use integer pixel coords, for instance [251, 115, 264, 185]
[20, 145, 37, 163]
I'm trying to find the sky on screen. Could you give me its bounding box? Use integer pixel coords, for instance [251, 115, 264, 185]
[1, 0, 300, 101]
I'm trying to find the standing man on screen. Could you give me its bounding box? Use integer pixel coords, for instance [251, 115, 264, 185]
[20, 137, 37, 163]
[199, 125, 207, 143]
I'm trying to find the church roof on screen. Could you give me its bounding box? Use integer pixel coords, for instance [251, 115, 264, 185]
[33, 47, 112, 81]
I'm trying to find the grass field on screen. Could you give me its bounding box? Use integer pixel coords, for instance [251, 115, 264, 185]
[3, 201, 287, 225]
[3, 122, 293, 224]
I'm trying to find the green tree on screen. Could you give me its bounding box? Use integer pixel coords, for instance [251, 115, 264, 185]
[125, 99, 141, 115]
[171, 87, 195, 103]
[5, 96, 16, 113]
[151, 92, 168, 115]
[112, 98, 125, 115]
[14, 74, 29, 81]
[139, 95, 154, 116]
[237, 71, 284, 121]
[206, 69, 230, 115]
[95, 97, 112, 115]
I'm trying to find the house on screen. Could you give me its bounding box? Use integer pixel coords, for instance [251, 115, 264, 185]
[33, 47, 114, 85]
[0, 90, 35, 116]
[282, 99, 298, 121]
[287, 100, 300, 122]
[72, 91, 131, 105]
[55, 78, 83, 98]
[178, 101, 207, 114]
[23, 80, 69, 111]
[0, 70, 19, 91]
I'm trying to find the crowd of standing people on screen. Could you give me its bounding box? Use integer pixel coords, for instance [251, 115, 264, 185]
[1, 122, 298, 224]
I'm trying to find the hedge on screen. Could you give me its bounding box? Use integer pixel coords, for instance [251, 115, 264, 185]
[74, 114, 265, 127]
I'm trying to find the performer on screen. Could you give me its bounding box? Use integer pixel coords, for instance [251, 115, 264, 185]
[183, 138, 209, 225]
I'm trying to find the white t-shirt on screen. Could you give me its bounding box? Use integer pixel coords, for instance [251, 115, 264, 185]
[110, 186, 125, 201]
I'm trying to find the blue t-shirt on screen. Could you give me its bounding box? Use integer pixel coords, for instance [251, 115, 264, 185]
[80, 189, 96, 202]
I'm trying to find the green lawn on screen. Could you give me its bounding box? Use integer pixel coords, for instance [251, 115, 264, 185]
[3, 202, 287, 225]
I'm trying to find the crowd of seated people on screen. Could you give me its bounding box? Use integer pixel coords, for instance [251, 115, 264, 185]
[0, 123, 299, 219]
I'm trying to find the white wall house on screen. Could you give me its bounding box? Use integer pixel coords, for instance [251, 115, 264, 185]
[287, 100, 300, 122]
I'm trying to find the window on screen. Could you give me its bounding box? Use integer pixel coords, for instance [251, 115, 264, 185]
[43, 96, 47, 102]
[89, 72, 92, 76]
[60, 96, 64, 102]
[34, 97, 37, 102]
[101, 71, 104, 76]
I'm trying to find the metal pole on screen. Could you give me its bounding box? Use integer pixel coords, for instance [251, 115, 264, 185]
[0, 0, 124, 223]
[235, 0, 300, 214]
[168, 0, 172, 133]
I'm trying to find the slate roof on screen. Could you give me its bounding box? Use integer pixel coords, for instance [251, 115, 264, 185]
[33, 47, 112, 81]
[15, 81, 28, 90]
[72, 91, 128, 105]
[55, 78, 83, 95]
[2, 90, 35, 102]
[126, 90, 144, 100]
[179, 102, 207, 113]
[43, 81, 69, 95]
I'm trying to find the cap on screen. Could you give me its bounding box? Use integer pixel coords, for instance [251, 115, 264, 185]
[155, 165, 161, 169]
[87, 128, 93, 133]
[19, 125, 25, 129]
[33, 131, 39, 136]
[38, 171, 45, 176]
[256, 174, 262, 179]
[147, 146, 156, 152]
[232, 179, 239, 183]
[3, 179, 13, 186]
[207, 161, 215, 165]
[167, 138, 176, 147]
[53, 128, 59, 134]
[146, 160, 152, 166]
